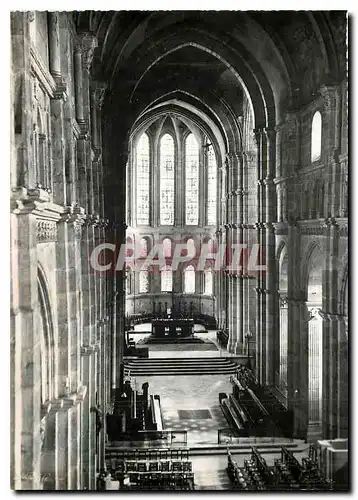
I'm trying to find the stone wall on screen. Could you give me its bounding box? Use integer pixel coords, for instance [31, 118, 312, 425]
[10, 12, 110, 490]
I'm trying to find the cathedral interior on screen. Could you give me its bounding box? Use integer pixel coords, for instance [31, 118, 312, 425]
[10, 10, 348, 491]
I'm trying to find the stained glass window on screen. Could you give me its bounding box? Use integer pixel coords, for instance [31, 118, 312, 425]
[160, 134, 175, 225]
[136, 133, 150, 225]
[184, 265, 195, 294]
[311, 111, 322, 163]
[204, 269, 213, 295]
[207, 145, 217, 226]
[139, 268, 149, 293]
[185, 134, 199, 225]
[161, 265, 173, 292]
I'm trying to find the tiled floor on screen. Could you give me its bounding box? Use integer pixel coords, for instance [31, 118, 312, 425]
[135, 374, 232, 446]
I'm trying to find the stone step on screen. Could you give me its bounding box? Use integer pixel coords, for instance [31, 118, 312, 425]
[124, 357, 239, 375]
[124, 357, 235, 365]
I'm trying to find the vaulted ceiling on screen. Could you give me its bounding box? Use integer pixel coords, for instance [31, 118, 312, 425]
[75, 11, 346, 162]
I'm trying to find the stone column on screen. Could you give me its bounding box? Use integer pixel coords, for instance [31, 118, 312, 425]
[11, 196, 42, 489]
[254, 129, 264, 382]
[321, 218, 341, 439]
[48, 12, 61, 80]
[337, 314, 348, 438]
[319, 85, 341, 218]
[286, 221, 309, 438]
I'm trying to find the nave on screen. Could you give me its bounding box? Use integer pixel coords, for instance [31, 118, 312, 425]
[10, 9, 348, 491]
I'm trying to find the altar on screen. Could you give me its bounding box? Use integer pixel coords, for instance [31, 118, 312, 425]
[151, 318, 194, 338]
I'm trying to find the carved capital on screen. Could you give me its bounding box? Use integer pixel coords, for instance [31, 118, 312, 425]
[61, 204, 86, 239]
[81, 344, 100, 356]
[91, 80, 107, 108]
[253, 127, 263, 147]
[75, 33, 98, 72]
[319, 84, 339, 110]
[264, 127, 276, 144]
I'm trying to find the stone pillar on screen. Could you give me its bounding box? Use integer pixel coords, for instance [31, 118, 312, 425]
[321, 218, 341, 439]
[337, 314, 348, 438]
[254, 129, 264, 382]
[48, 12, 61, 80]
[74, 45, 85, 124]
[319, 85, 341, 218]
[11, 200, 42, 489]
[286, 220, 309, 438]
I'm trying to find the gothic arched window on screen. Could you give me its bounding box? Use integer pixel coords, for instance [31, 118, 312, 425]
[163, 238, 172, 259]
[185, 133, 199, 225]
[139, 238, 148, 258]
[207, 144, 217, 226]
[139, 268, 149, 293]
[126, 267, 132, 295]
[186, 238, 196, 258]
[311, 111, 322, 163]
[160, 134, 175, 225]
[184, 265, 195, 294]
[204, 269, 213, 295]
[136, 133, 150, 225]
[161, 265, 173, 292]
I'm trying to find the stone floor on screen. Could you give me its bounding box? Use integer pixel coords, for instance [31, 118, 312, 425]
[135, 374, 232, 446]
[127, 331, 310, 490]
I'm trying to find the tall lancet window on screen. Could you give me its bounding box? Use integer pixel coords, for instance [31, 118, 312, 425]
[207, 144, 217, 226]
[136, 133, 150, 225]
[139, 269, 149, 293]
[204, 269, 213, 295]
[185, 133, 199, 225]
[184, 265, 196, 294]
[311, 111, 322, 163]
[161, 265, 173, 292]
[160, 134, 175, 225]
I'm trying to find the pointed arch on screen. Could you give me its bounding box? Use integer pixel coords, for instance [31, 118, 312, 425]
[311, 110, 322, 163]
[37, 266, 55, 405]
[161, 265, 172, 292]
[183, 264, 195, 294]
[207, 144, 217, 226]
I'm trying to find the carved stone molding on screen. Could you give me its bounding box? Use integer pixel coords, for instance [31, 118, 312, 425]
[97, 316, 110, 327]
[76, 32, 98, 72]
[273, 221, 288, 235]
[61, 385, 87, 409]
[297, 219, 326, 235]
[279, 295, 288, 307]
[286, 297, 307, 305]
[61, 204, 86, 239]
[91, 81, 107, 109]
[30, 47, 56, 98]
[92, 147, 102, 163]
[319, 84, 339, 110]
[42, 386, 88, 417]
[36, 220, 57, 243]
[81, 344, 100, 356]
[11, 189, 64, 242]
[107, 220, 128, 232]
